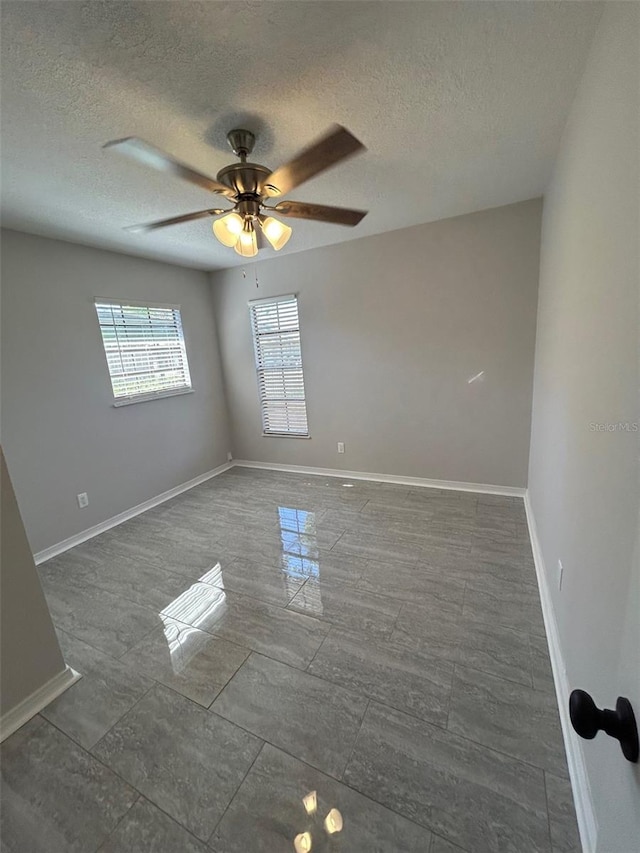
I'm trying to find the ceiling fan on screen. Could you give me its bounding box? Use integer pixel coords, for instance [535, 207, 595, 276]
[104, 125, 368, 258]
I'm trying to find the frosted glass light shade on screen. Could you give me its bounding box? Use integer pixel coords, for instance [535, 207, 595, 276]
[213, 212, 244, 247]
[260, 215, 292, 251]
[234, 221, 258, 257]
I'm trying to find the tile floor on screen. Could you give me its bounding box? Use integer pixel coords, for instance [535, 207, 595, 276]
[0, 468, 581, 852]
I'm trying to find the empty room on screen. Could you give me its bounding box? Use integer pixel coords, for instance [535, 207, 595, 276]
[0, 2, 638, 852]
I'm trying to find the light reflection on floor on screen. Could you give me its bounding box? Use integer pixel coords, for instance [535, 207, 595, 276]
[278, 506, 320, 579]
[158, 619, 203, 674]
[161, 570, 227, 628]
[294, 790, 343, 851]
[157, 505, 325, 673]
[159, 563, 227, 673]
[278, 507, 324, 617]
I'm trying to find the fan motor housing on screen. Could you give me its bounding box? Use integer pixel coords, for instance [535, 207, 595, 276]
[216, 162, 271, 197]
[236, 198, 261, 219]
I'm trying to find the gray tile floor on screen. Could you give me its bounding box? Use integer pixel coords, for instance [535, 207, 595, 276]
[0, 468, 581, 852]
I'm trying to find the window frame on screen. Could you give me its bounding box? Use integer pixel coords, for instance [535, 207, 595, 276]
[248, 293, 310, 438]
[95, 297, 194, 407]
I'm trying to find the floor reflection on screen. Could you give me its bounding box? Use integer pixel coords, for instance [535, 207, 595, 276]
[294, 790, 343, 851]
[278, 506, 320, 584]
[288, 581, 324, 618]
[159, 563, 227, 672]
[157, 506, 324, 672]
[158, 618, 203, 674]
[161, 571, 227, 628]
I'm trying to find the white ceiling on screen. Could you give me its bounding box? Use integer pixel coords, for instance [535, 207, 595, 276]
[1, 1, 602, 271]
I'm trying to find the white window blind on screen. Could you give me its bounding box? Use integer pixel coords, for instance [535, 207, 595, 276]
[95, 299, 192, 404]
[249, 294, 309, 436]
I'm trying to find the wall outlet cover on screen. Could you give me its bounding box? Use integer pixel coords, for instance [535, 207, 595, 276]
[77, 492, 89, 508]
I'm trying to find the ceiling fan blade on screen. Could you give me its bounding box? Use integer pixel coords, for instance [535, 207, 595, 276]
[124, 208, 229, 233]
[272, 200, 367, 227]
[104, 137, 236, 198]
[263, 125, 365, 197]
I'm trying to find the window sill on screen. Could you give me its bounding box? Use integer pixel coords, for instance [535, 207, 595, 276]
[262, 432, 311, 439]
[112, 388, 194, 408]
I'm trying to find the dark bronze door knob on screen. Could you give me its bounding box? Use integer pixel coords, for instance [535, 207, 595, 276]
[569, 689, 639, 763]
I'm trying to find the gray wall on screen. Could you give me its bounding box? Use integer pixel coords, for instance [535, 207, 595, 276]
[1, 447, 66, 717]
[211, 199, 541, 488]
[1, 230, 231, 554]
[528, 5, 639, 851]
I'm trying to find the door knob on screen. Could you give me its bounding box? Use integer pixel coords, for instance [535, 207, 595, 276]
[569, 689, 639, 763]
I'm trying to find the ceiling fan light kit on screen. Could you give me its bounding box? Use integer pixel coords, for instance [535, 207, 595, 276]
[234, 218, 259, 258]
[105, 125, 368, 259]
[212, 211, 243, 247]
[260, 215, 292, 251]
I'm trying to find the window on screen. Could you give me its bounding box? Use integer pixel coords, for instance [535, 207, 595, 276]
[249, 294, 309, 436]
[95, 299, 192, 405]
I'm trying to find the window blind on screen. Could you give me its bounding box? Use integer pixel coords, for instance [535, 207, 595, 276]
[95, 299, 192, 403]
[249, 294, 309, 436]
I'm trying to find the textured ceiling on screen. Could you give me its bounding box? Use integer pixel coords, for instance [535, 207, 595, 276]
[1, 1, 602, 271]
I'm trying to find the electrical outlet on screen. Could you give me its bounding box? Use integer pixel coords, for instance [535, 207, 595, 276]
[337, 442, 345, 454]
[557, 559, 564, 590]
[77, 492, 89, 509]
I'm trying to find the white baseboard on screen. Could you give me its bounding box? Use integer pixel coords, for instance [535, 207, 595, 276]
[232, 460, 526, 497]
[33, 460, 523, 565]
[524, 491, 597, 853]
[0, 665, 81, 743]
[34, 462, 233, 565]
